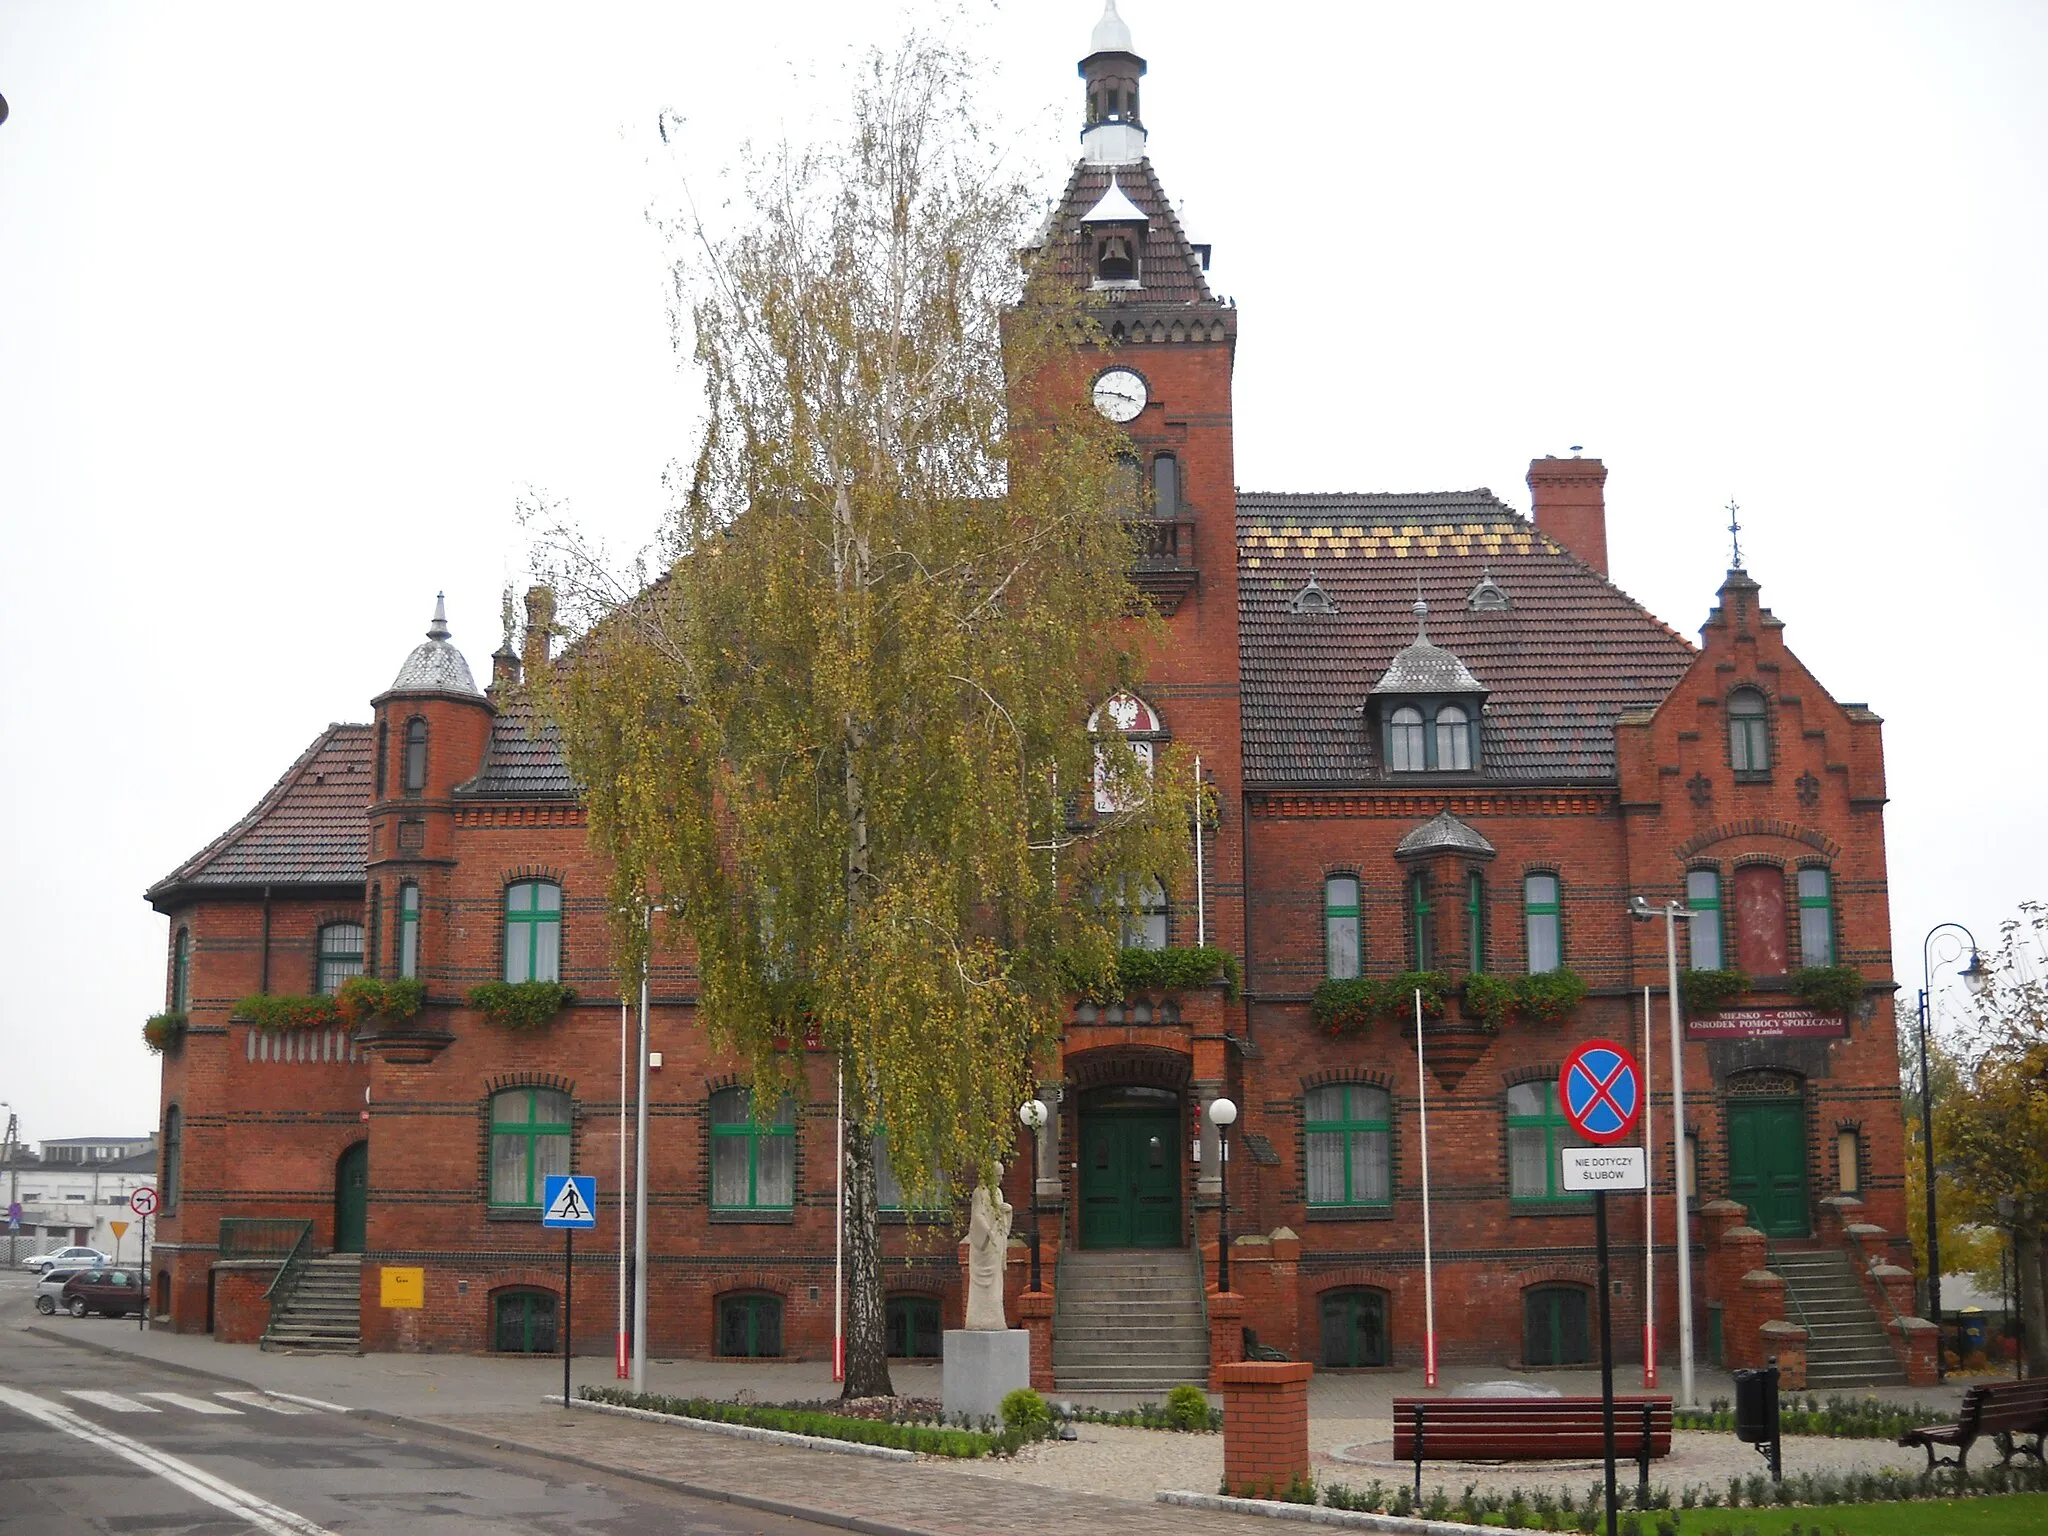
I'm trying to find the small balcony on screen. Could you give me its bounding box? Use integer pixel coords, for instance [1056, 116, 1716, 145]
[1128, 515, 1198, 614]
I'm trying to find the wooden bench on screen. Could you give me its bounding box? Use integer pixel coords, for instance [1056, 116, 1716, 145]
[1393, 1396, 1673, 1500]
[1899, 1379, 2048, 1474]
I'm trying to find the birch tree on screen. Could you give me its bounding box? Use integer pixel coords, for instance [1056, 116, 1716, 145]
[534, 36, 1196, 1398]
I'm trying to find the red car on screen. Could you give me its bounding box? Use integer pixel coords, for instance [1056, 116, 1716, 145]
[59, 1268, 146, 1318]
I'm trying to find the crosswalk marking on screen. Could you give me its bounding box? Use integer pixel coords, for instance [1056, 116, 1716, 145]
[137, 1392, 242, 1416]
[216, 1391, 315, 1414]
[63, 1390, 159, 1414]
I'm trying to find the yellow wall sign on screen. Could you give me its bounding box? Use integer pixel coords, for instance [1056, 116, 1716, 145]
[379, 1266, 425, 1309]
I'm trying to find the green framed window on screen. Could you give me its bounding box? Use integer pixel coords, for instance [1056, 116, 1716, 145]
[1119, 876, 1168, 951]
[398, 882, 421, 979]
[716, 1292, 783, 1357]
[1524, 873, 1560, 974]
[315, 922, 364, 995]
[1435, 705, 1472, 770]
[1320, 1287, 1390, 1367]
[161, 1104, 181, 1213]
[1797, 867, 1834, 967]
[1409, 873, 1432, 970]
[1466, 872, 1486, 971]
[171, 929, 190, 1013]
[710, 1088, 795, 1210]
[403, 717, 428, 794]
[1389, 706, 1426, 772]
[366, 884, 382, 978]
[1325, 876, 1361, 980]
[489, 1087, 571, 1207]
[1728, 688, 1769, 774]
[504, 880, 562, 983]
[1524, 1284, 1590, 1365]
[1304, 1085, 1390, 1207]
[1507, 1080, 1581, 1202]
[1686, 869, 1722, 971]
[493, 1289, 558, 1353]
[886, 1295, 942, 1357]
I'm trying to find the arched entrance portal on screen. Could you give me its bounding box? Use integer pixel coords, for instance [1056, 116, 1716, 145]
[334, 1141, 369, 1253]
[1725, 1070, 1809, 1237]
[1077, 1085, 1181, 1248]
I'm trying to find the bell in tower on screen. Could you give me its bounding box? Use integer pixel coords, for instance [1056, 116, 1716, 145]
[1079, 2, 1147, 166]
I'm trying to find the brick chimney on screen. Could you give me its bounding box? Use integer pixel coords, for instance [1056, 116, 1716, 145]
[521, 586, 556, 676]
[1527, 455, 1609, 577]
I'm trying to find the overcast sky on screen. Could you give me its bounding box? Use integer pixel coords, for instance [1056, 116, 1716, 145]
[2, 2, 2042, 1144]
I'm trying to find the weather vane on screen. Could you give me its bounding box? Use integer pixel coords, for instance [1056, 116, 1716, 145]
[1725, 498, 1743, 569]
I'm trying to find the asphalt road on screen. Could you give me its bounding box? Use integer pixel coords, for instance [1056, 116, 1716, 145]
[0, 1318, 848, 1536]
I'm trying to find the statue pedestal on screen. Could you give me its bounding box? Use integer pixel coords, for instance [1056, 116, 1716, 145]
[941, 1329, 1031, 1423]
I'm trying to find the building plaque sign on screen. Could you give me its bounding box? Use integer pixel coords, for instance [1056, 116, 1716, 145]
[1688, 1008, 1846, 1041]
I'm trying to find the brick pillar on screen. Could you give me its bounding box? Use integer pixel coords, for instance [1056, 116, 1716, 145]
[1018, 1289, 1055, 1392]
[1207, 1290, 1245, 1386]
[1889, 1316, 1939, 1385]
[1760, 1319, 1808, 1390]
[1215, 1359, 1313, 1499]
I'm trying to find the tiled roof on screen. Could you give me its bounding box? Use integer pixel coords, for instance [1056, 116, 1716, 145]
[455, 694, 577, 800]
[148, 725, 371, 903]
[1395, 810, 1497, 859]
[1238, 491, 1696, 785]
[1370, 630, 1485, 695]
[389, 638, 479, 696]
[1037, 158, 1216, 307]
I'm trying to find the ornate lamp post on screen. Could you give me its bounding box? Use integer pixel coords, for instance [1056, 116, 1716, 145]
[1919, 922, 1989, 1379]
[1018, 1098, 1047, 1292]
[1208, 1097, 1238, 1293]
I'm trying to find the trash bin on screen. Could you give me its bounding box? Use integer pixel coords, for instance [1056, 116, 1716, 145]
[1958, 1309, 1988, 1356]
[1733, 1365, 1780, 1446]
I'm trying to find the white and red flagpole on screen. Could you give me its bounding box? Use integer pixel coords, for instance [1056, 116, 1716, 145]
[1416, 987, 1438, 1388]
[1642, 984, 1657, 1389]
[833, 1057, 845, 1382]
[617, 996, 631, 1379]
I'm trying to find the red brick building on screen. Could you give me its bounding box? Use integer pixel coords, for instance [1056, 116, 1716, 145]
[145, 4, 1927, 1386]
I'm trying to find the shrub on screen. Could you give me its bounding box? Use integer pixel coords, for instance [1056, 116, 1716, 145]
[1110, 946, 1241, 1000]
[142, 1012, 187, 1054]
[1164, 1383, 1209, 1432]
[577, 1386, 993, 1456]
[335, 975, 425, 1025]
[999, 1388, 1051, 1437]
[1519, 967, 1589, 1025]
[467, 980, 578, 1030]
[1311, 978, 1383, 1036]
[1460, 971, 1519, 1031]
[1791, 964, 1864, 1018]
[230, 994, 343, 1032]
[1681, 968, 1751, 1017]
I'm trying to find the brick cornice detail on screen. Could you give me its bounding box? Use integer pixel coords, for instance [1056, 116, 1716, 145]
[1673, 818, 1840, 861]
[1249, 791, 1616, 820]
[455, 805, 586, 829]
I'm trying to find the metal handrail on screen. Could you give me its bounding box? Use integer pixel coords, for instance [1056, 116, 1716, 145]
[263, 1220, 314, 1304]
[1762, 1236, 1812, 1333]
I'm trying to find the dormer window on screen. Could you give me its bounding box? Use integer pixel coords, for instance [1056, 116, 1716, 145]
[1435, 706, 1472, 771]
[1289, 578, 1338, 616]
[1369, 597, 1486, 776]
[1389, 707, 1426, 772]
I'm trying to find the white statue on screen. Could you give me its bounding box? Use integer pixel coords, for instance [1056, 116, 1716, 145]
[964, 1162, 1013, 1331]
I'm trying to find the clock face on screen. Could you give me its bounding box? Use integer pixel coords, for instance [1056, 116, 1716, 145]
[1092, 368, 1148, 423]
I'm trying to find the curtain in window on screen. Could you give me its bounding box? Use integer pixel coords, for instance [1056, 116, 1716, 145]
[1687, 869, 1722, 970]
[1728, 689, 1769, 772]
[1435, 705, 1471, 770]
[171, 930, 190, 1012]
[1506, 1081, 1558, 1199]
[399, 883, 420, 978]
[489, 1088, 570, 1206]
[1120, 877, 1167, 950]
[1797, 868, 1834, 966]
[1524, 875, 1560, 974]
[505, 881, 562, 983]
[316, 923, 365, 995]
[1389, 707, 1425, 772]
[1325, 877, 1360, 980]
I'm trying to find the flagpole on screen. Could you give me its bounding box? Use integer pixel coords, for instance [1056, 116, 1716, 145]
[617, 995, 630, 1380]
[1416, 987, 1437, 1388]
[833, 1056, 845, 1383]
[1642, 985, 1657, 1389]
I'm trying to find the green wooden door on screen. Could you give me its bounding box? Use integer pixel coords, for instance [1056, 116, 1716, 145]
[1727, 1100, 1808, 1237]
[334, 1141, 368, 1253]
[1078, 1092, 1182, 1249]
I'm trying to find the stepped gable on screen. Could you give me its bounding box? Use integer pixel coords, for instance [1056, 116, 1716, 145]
[146, 724, 372, 906]
[454, 693, 576, 800]
[1037, 158, 1217, 308]
[1238, 490, 1696, 786]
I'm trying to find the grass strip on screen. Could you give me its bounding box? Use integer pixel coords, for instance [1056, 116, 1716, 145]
[577, 1386, 995, 1457]
[1667, 1490, 2048, 1534]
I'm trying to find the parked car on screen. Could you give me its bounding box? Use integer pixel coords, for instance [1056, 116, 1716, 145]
[20, 1245, 109, 1273]
[34, 1267, 88, 1314]
[58, 1269, 145, 1318]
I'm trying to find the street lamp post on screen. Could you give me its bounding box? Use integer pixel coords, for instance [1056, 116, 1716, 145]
[1208, 1097, 1237, 1294]
[1018, 1099, 1047, 1292]
[1918, 922, 1988, 1380]
[1630, 895, 1703, 1408]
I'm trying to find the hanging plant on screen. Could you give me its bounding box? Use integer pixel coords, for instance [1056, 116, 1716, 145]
[1111, 946, 1241, 1000]
[230, 994, 343, 1032]
[1519, 968, 1589, 1026]
[1792, 965, 1864, 1019]
[1311, 978, 1383, 1037]
[142, 1012, 187, 1055]
[1459, 973, 1518, 1033]
[1680, 968, 1752, 1018]
[1390, 972, 1452, 1023]
[334, 976, 426, 1026]
[467, 980, 578, 1031]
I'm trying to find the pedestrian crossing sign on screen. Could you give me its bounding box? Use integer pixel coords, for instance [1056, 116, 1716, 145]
[541, 1174, 597, 1229]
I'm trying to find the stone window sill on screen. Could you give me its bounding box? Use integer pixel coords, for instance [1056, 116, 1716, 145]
[710, 1208, 795, 1224]
[486, 1207, 542, 1223]
[1509, 1198, 1592, 1215]
[1305, 1205, 1395, 1221]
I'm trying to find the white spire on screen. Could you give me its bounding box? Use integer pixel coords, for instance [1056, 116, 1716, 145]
[1091, 0, 1134, 55]
[1080, 173, 1148, 225]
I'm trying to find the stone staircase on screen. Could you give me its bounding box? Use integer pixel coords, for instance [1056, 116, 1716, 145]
[260, 1254, 363, 1355]
[1774, 1247, 1905, 1387]
[1051, 1247, 1210, 1393]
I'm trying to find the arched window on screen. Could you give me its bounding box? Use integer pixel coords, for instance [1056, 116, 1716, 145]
[886, 1294, 942, 1357]
[1524, 1284, 1591, 1365]
[710, 1088, 796, 1210]
[375, 718, 389, 799]
[1120, 876, 1168, 951]
[161, 1105, 182, 1213]
[1435, 705, 1472, 771]
[366, 883, 382, 978]
[402, 718, 428, 795]
[1324, 876, 1360, 980]
[1466, 872, 1486, 971]
[1728, 689, 1769, 774]
[315, 922, 364, 995]
[1407, 872, 1432, 971]
[170, 929, 191, 1013]
[1304, 1085, 1390, 1207]
[1837, 1129, 1861, 1195]
[504, 880, 562, 983]
[1686, 869, 1723, 971]
[1320, 1287, 1390, 1368]
[1797, 867, 1835, 967]
[493, 1288, 558, 1353]
[398, 883, 421, 979]
[1090, 692, 1160, 813]
[1388, 707, 1426, 772]
[1152, 453, 1180, 517]
[1507, 1081, 1580, 1203]
[716, 1292, 784, 1357]
[1523, 874, 1560, 974]
[488, 1087, 570, 1207]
